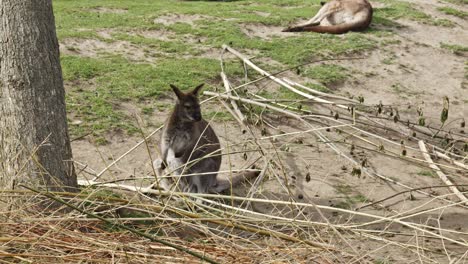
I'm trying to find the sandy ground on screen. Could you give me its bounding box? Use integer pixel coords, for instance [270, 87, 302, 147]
[67, 0, 467, 262]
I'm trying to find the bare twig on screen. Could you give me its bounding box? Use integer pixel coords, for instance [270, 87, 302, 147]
[220, 72, 247, 125]
[418, 140, 468, 205]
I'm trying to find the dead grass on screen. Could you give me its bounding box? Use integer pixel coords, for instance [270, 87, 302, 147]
[4, 46, 466, 263]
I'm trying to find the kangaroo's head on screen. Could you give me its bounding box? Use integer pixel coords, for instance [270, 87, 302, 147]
[170, 83, 204, 122]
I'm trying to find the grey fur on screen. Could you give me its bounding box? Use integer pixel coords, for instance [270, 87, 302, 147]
[154, 84, 221, 194]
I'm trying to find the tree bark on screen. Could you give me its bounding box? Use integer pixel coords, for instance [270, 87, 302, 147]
[0, 0, 77, 191]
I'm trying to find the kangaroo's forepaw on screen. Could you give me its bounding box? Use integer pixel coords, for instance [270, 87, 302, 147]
[153, 158, 163, 169]
[157, 178, 173, 191]
[283, 26, 303, 32]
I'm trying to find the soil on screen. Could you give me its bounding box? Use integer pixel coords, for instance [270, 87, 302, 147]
[68, 0, 468, 262]
[60, 38, 151, 62]
[89, 7, 128, 14]
[153, 14, 209, 26]
[240, 23, 294, 39]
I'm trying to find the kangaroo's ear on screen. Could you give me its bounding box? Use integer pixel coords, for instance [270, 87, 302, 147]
[170, 84, 184, 100]
[191, 83, 204, 96]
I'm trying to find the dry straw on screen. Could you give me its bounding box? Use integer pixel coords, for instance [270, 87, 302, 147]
[2, 45, 467, 263]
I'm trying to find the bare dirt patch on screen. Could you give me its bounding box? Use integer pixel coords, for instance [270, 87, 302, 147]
[96, 29, 114, 39]
[398, 19, 467, 48]
[253, 11, 271, 17]
[188, 47, 222, 60]
[153, 14, 209, 26]
[60, 38, 156, 62]
[89, 7, 128, 14]
[240, 23, 295, 39]
[338, 40, 467, 122]
[131, 29, 177, 41]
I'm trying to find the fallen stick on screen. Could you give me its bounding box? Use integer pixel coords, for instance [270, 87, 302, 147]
[418, 140, 468, 205]
[434, 151, 468, 171]
[204, 91, 302, 120]
[79, 171, 260, 194]
[218, 98, 245, 127]
[220, 72, 247, 124]
[282, 78, 358, 104]
[222, 44, 350, 110]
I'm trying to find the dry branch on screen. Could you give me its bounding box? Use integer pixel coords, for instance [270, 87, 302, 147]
[282, 78, 359, 104]
[79, 170, 260, 195]
[204, 91, 303, 120]
[222, 44, 350, 110]
[435, 150, 468, 170]
[418, 140, 468, 205]
[220, 72, 247, 125]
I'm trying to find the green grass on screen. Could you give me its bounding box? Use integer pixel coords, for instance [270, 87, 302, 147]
[440, 0, 468, 5]
[334, 194, 369, 209]
[204, 110, 235, 122]
[335, 184, 353, 195]
[53, 0, 390, 138]
[440, 42, 468, 55]
[437, 6, 468, 18]
[63, 55, 226, 137]
[373, 0, 455, 27]
[333, 184, 369, 209]
[417, 170, 436, 178]
[302, 64, 349, 85]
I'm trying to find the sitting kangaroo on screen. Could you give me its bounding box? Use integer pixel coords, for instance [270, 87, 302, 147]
[283, 0, 373, 34]
[155, 84, 221, 194]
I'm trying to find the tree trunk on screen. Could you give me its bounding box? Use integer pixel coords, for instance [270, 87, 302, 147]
[0, 0, 77, 192]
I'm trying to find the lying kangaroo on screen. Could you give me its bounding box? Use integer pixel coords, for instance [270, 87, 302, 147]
[154, 84, 258, 194]
[283, 0, 373, 34]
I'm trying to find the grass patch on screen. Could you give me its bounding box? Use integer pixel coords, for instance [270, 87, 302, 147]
[304, 83, 331, 93]
[374, 0, 455, 27]
[440, 42, 468, 55]
[437, 6, 468, 18]
[302, 64, 349, 85]
[335, 184, 353, 195]
[54, 0, 381, 137]
[62, 55, 224, 137]
[440, 0, 468, 5]
[204, 110, 235, 122]
[334, 194, 369, 209]
[417, 170, 436, 178]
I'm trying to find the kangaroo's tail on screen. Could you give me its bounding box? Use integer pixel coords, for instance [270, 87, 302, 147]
[210, 166, 260, 193]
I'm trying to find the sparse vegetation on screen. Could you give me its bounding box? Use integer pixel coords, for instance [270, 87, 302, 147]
[302, 64, 350, 85]
[417, 170, 436, 178]
[437, 6, 468, 18]
[374, 0, 455, 27]
[440, 0, 468, 5]
[440, 42, 468, 55]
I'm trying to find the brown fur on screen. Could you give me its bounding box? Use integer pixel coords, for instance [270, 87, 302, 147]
[283, 0, 373, 34]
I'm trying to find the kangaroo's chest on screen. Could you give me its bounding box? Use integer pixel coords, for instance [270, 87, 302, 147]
[171, 130, 194, 150]
[162, 126, 200, 157]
